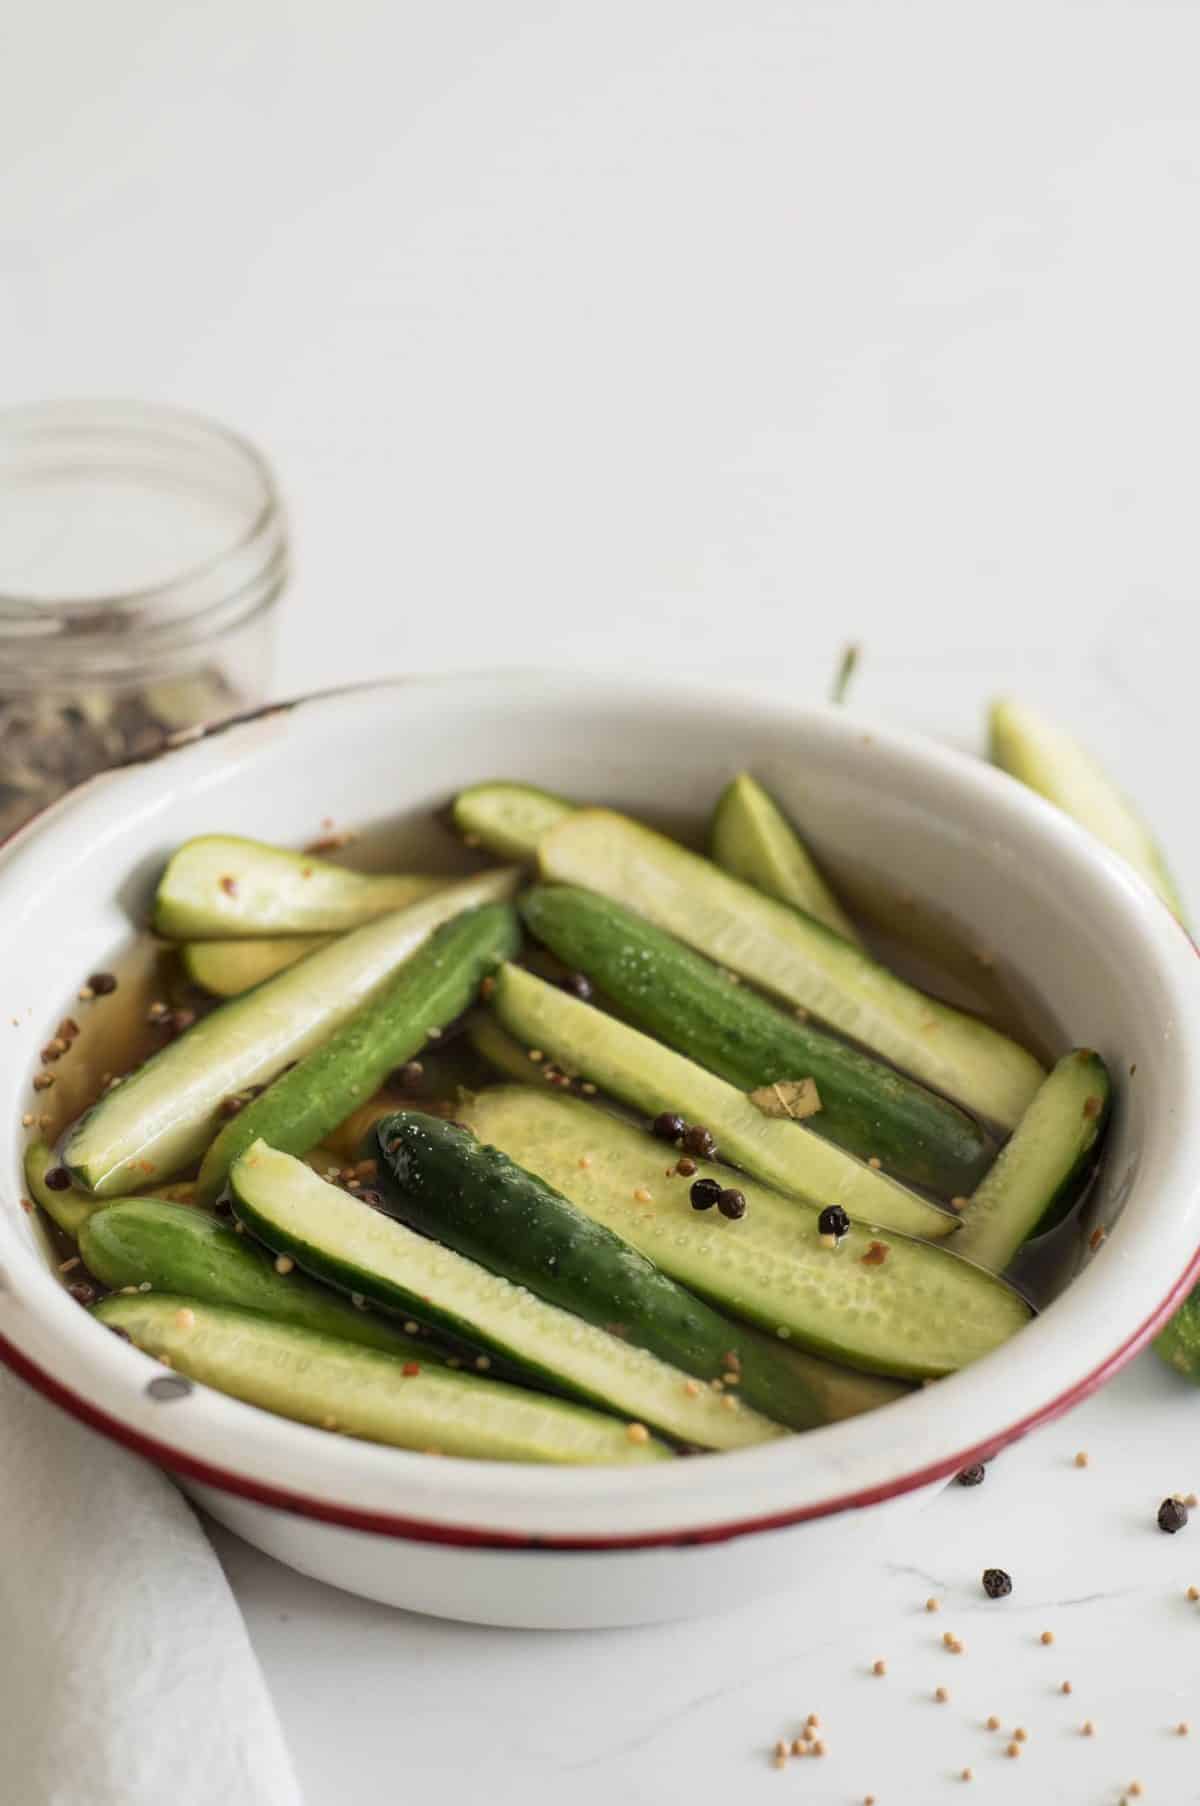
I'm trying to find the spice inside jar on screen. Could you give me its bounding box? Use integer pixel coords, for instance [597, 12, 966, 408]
[0, 401, 287, 837]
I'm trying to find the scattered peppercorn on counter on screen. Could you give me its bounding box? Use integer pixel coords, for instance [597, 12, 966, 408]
[26, 708, 1151, 1466]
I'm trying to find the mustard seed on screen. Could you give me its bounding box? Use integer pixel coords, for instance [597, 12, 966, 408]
[1006, 1743, 1020, 1759]
[925, 1597, 940, 1613]
[773, 1740, 788, 1759]
[274, 1254, 294, 1275]
[627, 1422, 649, 1444]
[961, 1769, 973, 1783]
[1081, 1720, 1095, 1736]
[1061, 1680, 1073, 1695]
[872, 1659, 887, 1676]
[811, 1741, 826, 1757]
[805, 1714, 819, 1728]
[1013, 1727, 1027, 1743]
[986, 1716, 1001, 1732]
[1040, 1630, 1054, 1645]
[1177, 1722, 1189, 1736]
[935, 1686, 949, 1703]
[1075, 1450, 1089, 1468]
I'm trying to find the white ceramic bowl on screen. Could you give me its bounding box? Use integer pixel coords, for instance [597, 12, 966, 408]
[2, 675, 1198, 1629]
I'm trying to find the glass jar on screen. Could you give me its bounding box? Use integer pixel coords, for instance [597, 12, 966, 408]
[0, 400, 288, 838]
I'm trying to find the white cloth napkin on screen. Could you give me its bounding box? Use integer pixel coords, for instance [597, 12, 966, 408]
[0, 1364, 303, 1806]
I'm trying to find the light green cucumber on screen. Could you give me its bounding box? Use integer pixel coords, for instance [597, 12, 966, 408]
[153, 834, 446, 938]
[458, 1087, 1031, 1379]
[182, 937, 330, 997]
[989, 698, 1187, 922]
[62, 868, 519, 1197]
[80, 1198, 433, 1359]
[230, 1142, 783, 1451]
[196, 903, 519, 1202]
[25, 1141, 117, 1238]
[451, 782, 573, 861]
[539, 809, 1045, 1128]
[710, 773, 861, 942]
[954, 1051, 1112, 1272]
[94, 1294, 670, 1466]
[489, 963, 957, 1239]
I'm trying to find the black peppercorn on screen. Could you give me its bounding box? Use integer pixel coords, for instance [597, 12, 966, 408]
[690, 1177, 722, 1211]
[560, 971, 593, 1002]
[956, 1463, 986, 1487]
[87, 972, 118, 995]
[652, 1111, 686, 1144]
[817, 1204, 851, 1238]
[981, 1567, 1012, 1599]
[44, 1166, 72, 1193]
[682, 1124, 717, 1159]
[1159, 1497, 1189, 1534]
[717, 1187, 747, 1220]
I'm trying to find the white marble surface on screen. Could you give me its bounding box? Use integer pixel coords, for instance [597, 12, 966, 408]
[7, 3, 1200, 1799]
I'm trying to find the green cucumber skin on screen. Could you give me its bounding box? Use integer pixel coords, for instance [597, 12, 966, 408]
[710, 773, 861, 943]
[451, 782, 573, 861]
[374, 1110, 820, 1431]
[955, 1051, 1112, 1272]
[80, 1198, 431, 1359]
[182, 937, 330, 997]
[229, 1144, 780, 1450]
[1156, 1292, 1200, 1384]
[93, 1295, 670, 1466]
[520, 885, 993, 1196]
[195, 904, 519, 1202]
[153, 834, 445, 938]
[458, 1086, 1031, 1380]
[62, 867, 519, 1197]
[489, 962, 957, 1241]
[539, 809, 1045, 1130]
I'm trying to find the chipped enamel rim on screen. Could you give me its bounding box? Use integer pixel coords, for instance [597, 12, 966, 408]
[0, 673, 1197, 1551]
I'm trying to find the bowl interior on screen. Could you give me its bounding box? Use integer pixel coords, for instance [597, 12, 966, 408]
[1, 674, 1198, 1544]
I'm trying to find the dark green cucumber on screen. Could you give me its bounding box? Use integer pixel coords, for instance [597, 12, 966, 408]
[539, 809, 1046, 1128]
[229, 1142, 783, 1450]
[94, 1294, 670, 1466]
[80, 1198, 433, 1359]
[954, 1051, 1112, 1272]
[489, 962, 958, 1239]
[63, 868, 519, 1196]
[520, 885, 993, 1196]
[195, 903, 519, 1202]
[451, 782, 573, 861]
[182, 937, 329, 997]
[153, 835, 445, 938]
[710, 773, 861, 942]
[458, 1086, 1031, 1379]
[989, 699, 1187, 923]
[374, 1110, 842, 1431]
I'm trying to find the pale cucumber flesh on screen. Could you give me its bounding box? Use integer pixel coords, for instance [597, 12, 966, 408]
[458, 1087, 1031, 1379]
[989, 698, 1187, 923]
[63, 868, 520, 1196]
[182, 937, 330, 997]
[154, 834, 446, 938]
[94, 1294, 670, 1466]
[451, 782, 573, 861]
[489, 962, 957, 1240]
[539, 809, 1046, 1129]
[954, 1050, 1111, 1272]
[230, 1142, 784, 1451]
[710, 772, 862, 943]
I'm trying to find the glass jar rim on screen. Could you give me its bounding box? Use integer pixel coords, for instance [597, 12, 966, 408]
[0, 400, 288, 677]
